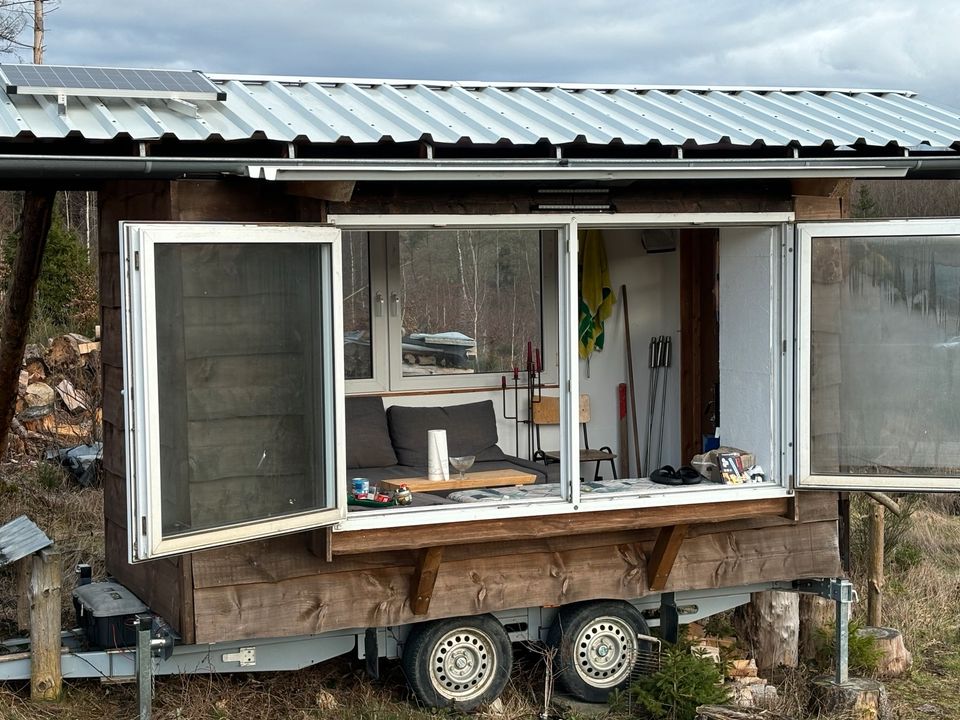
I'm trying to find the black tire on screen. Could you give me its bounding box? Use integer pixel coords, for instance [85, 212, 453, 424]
[547, 600, 650, 703]
[401, 614, 513, 711]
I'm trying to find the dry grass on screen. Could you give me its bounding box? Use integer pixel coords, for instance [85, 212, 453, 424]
[6, 466, 960, 719]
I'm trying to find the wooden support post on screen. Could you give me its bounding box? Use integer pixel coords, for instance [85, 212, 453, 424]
[647, 524, 688, 591]
[29, 546, 62, 701]
[867, 504, 884, 626]
[308, 526, 334, 562]
[17, 558, 31, 632]
[410, 546, 444, 615]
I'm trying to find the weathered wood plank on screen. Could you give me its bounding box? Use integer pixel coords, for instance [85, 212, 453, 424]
[187, 442, 307, 483]
[187, 474, 311, 528]
[185, 385, 308, 423]
[185, 354, 305, 388]
[101, 364, 125, 428]
[332, 497, 790, 556]
[192, 519, 840, 643]
[105, 519, 184, 635]
[647, 525, 688, 591]
[30, 546, 62, 701]
[794, 195, 843, 220]
[410, 547, 444, 615]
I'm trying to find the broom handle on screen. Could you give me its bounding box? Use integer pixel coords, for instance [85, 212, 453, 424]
[621, 285, 642, 477]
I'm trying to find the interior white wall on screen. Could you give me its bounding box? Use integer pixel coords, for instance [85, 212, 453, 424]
[718, 226, 780, 475]
[576, 229, 681, 477]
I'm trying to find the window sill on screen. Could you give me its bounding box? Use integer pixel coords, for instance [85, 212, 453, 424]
[331, 483, 791, 553]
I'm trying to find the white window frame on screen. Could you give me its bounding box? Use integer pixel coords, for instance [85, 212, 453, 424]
[121, 222, 347, 561]
[797, 218, 960, 492]
[343, 228, 558, 393]
[330, 212, 795, 532]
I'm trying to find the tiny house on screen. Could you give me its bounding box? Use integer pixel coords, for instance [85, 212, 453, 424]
[4, 65, 960, 707]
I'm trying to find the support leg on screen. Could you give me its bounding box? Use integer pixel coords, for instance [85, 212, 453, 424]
[659, 592, 679, 645]
[135, 615, 153, 720]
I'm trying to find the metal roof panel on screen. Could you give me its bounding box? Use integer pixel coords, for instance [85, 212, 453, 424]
[0, 515, 52, 566]
[0, 68, 956, 152]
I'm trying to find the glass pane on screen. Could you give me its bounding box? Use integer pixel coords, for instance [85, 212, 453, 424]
[154, 242, 329, 537]
[342, 231, 373, 379]
[397, 229, 542, 376]
[810, 234, 960, 476]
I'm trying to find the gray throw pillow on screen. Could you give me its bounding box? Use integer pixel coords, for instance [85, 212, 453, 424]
[345, 396, 398, 469]
[387, 400, 506, 466]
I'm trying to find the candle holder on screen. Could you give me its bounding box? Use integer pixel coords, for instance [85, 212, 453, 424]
[501, 341, 543, 459]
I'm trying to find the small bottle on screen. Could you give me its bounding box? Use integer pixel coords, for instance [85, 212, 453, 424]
[394, 484, 413, 506]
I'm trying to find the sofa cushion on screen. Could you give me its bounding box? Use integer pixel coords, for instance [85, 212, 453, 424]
[345, 396, 398, 469]
[387, 400, 506, 466]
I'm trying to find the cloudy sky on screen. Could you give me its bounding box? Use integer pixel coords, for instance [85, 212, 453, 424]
[11, 0, 960, 109]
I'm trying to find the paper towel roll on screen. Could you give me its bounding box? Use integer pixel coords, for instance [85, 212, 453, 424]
[427, 429, 450, 481]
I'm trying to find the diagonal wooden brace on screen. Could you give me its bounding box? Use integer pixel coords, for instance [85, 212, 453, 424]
[647, 524, 688, 592]
[410, 546, 444, 615]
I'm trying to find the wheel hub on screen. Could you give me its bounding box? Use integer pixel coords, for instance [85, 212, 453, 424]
[574, 616, 637, 688]
[429, 628, 497, 701]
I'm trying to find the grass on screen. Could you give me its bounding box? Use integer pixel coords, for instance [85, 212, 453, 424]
[5, 463, 960, 719]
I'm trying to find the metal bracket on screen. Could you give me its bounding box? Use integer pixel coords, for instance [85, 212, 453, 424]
[794, 578, 857, 684]
[221, 647, 257, 667]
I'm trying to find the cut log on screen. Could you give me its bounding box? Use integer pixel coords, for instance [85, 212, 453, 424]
[727, 658, 758, 678]
[811, 677, 890, 720]
[733, 590, 799, 671]
[23, 382, 55, 410]
[856, 626, 912, 678]
[55, 378, 90, 413]
[47, 333, 98, 368]
[24, 358, 46, 383]
[697, 705, 788, 719]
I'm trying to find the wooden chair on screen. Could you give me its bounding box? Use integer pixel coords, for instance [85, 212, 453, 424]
[532, 394, 617, 481]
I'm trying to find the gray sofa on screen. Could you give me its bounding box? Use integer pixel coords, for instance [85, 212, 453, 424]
[345, 397, 554, 506]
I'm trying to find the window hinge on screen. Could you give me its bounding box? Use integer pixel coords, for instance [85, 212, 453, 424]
[134, 250, 140, 270]
[782, 339, 787, 354]
[141, 516, 147, 535]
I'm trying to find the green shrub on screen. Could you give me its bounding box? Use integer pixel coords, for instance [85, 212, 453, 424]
[616, 642, 729, 720]
[3, 207, 97, 336]
[813, 621, 883, 676]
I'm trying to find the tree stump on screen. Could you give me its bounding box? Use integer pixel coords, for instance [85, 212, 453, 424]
[733, 590, 799, 671]
[799, 594, 832, 661]
[857, 626, 912, 678]
[811, 677, 890, 720]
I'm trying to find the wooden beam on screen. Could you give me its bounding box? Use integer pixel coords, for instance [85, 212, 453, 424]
[647, 524, 688, 591]
[791, 178, 853, 199]
[284, 180, 356, 202]
[410, 546, 444, 615]
[30, 546, 62, 701]
[0, 189, 56, 458]
[793, 195, 843, 220]
[333, 497, 789, 556]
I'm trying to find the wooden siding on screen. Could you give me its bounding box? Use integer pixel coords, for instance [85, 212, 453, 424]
[98, 178, 842, 647]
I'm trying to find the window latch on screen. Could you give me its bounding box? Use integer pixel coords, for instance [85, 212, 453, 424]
[374, 291, 384, 317]
[390, 292, 400, 317]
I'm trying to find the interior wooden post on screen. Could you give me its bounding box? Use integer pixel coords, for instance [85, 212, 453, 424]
[410, 546, 445, 615]
[29, 546, 62, 701]
[678, 229, 718, 464]
[647, 524, 688, 591]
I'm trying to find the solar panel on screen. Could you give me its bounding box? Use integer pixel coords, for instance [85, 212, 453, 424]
[0, 64, 226, 101]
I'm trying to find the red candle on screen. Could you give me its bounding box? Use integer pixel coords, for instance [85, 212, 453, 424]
[501, 375, 507, 389]
[535, 348, 542, 372]
[527, 341, 533, 365]
[513, 366, 519, 380]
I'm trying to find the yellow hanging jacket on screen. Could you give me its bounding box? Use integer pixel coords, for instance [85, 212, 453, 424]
[578, 229, 616, 359]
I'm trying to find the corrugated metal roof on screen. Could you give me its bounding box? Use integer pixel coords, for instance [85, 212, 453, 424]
[0, 70, 959, 151]
[0, 515, 52, 566]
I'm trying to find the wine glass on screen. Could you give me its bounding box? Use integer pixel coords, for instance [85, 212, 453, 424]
[448, 455, 475, 481]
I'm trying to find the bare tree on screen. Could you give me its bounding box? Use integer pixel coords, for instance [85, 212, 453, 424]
[0, 0, 58, 59]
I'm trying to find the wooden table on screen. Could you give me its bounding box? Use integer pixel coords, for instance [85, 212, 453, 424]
[380, 468, 538, 492]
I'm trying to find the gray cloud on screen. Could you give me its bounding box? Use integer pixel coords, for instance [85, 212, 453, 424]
[14, 0, 960, 109]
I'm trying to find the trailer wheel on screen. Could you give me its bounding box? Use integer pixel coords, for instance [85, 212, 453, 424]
[547, 600, 650, 703]
[402, 614, 512, 710]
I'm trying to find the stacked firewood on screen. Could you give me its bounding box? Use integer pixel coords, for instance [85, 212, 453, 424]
[10, 331, 102, 455]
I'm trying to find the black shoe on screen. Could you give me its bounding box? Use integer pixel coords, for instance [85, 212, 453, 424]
[649, 465, 682, 485]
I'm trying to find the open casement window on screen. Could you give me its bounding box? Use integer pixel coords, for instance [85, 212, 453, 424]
[121, 223, 346, 561]
[797, 219, 960, 491]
